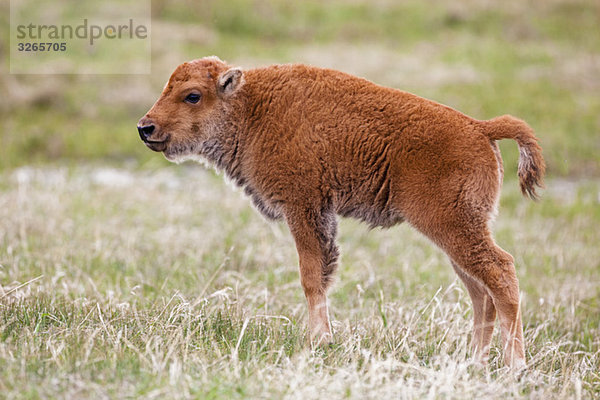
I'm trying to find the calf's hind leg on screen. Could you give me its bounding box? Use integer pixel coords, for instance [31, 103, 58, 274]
[451, 261, 496, 364]
[441, 226, 525, 368]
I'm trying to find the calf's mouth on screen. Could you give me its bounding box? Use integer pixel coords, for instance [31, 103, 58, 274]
[143, 134, 170, 152]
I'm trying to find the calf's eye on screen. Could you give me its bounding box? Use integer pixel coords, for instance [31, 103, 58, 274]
[184, 93, 201, 104]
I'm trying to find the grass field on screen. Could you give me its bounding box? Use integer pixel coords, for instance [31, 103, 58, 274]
[1, 0, 599, 175]
[1, 166, 598, 398]
[1, 0, 599, 398]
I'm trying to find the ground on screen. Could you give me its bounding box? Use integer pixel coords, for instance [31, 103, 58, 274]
[0, 0, 599, 398]
[0, 166, 598, 398]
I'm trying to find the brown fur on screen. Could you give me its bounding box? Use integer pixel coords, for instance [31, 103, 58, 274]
[138, 56, 545, 368]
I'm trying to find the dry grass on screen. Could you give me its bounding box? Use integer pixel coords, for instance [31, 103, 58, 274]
[1, 166, 598, 399]
[1, 0, 598, 397]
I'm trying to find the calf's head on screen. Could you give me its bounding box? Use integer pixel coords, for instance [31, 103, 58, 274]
[137, 56, 244, 162]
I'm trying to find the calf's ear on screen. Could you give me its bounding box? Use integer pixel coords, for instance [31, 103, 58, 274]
[217, 68, 244, 98]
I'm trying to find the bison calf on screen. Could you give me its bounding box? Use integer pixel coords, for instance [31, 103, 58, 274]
[138, 56, 544, 368]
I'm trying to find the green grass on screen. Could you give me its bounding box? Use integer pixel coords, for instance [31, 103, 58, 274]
[1, 0, 599, 397]
[0, 166, 598, 398]
[1, 0, 599, 175]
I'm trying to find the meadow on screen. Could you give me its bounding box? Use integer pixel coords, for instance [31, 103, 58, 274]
[1, 0, 599, 398]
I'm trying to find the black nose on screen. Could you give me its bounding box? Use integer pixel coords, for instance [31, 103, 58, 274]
[137, 124, 155, 141]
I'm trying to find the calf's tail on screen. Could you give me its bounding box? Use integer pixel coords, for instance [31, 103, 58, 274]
[478, 115, 546, 200]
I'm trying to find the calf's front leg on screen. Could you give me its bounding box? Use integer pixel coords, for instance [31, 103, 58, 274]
[285, 207, 339, 344]
[298, 250, 332, 343]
